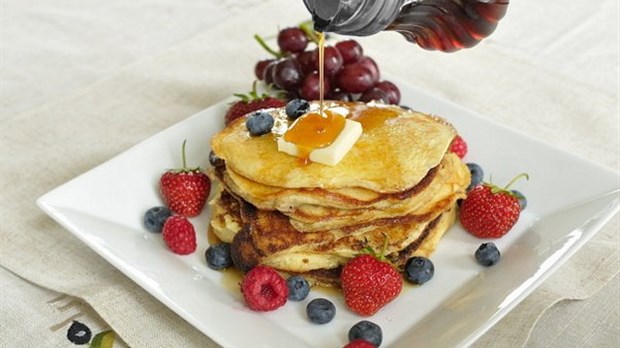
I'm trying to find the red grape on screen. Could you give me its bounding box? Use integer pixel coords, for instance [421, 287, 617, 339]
[335, 40, 363, 64]
[311, 46, 344, 77]
[277, 27, 309, 53]
[299, 71, 331, 101]
[335, 63, 375, 93]
[297, 50, 317, 74]
[251, 27, 401, 106]
[374, 80, 401, 104]
[262, 60, 278, 85]
[359, 87, 389, 103]
[272, 58, 303, 90]
[327, 89, 353, 102]
[284, 89, 300, 101]
[255, 59, 275, 81]
[358, 56, 380, 84]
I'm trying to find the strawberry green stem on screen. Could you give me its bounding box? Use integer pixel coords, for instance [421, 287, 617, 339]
[504, 173, 529, 190]
[379, 233, 388, 261]
[254, 34, 281, 58]
[249, 80, 260, 99]
[181, 139, 187, 169]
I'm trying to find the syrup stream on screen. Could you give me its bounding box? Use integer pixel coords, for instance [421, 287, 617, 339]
[317, 31, 325, 115]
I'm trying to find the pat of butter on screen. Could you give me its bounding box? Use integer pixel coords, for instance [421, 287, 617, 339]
[277, 119, 362, 166]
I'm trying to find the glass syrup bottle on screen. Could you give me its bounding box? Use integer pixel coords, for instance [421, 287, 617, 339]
[303, 0, 510, 52]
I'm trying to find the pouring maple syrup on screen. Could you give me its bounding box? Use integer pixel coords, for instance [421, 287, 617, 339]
[304, 0, 509, 52]
[318, 31, 326, 114]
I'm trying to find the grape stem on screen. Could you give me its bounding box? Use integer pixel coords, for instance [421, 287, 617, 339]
[299, 20, 320, 44]
[253, 34, 282, 58]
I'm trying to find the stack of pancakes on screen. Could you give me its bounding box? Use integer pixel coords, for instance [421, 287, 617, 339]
[209, 101, 470, 286]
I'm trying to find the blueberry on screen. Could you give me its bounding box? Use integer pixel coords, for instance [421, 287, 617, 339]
[205, 243, 233, 270]
[285, 98, 310, 120]
[475, 242, 501, 267]
[404, 256, 434, 285]
[143, 206, 172, 233]
[466, 163, 484, 191]
[66, 321, 92, 345]
[209, 150, 224, 167]
[511, 190, 527, 210]
[286, 275, 310, 301]
[348, 320, 383, 347]
[246, 111, 274, 136]
[306, 298, 336, 324]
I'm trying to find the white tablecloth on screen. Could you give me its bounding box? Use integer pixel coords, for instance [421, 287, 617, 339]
[1, 1, 618, 347]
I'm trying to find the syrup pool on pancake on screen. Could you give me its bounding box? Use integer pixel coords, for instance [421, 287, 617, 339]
[276, 31, 362, 167]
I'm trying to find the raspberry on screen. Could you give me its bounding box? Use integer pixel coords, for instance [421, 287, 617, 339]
[240, 266, 288, 311]
[450, 135, 468, 159]
[162, 216, 197, 255]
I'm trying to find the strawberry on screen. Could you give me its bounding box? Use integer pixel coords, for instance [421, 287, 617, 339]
[224, 82, 286, 125]
[344, 340, 377, 348]
[450, 135, 468, 159]
[160, 140, 211, 217]
[460, 173, 529, 239]
[162, 216, 197, 255]
[341, 254, 402, 316]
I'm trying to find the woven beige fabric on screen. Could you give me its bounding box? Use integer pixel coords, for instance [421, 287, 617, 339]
[1, 1, 618, 347]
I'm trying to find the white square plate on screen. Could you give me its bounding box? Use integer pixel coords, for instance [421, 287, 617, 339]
[37, 80, 619, 348]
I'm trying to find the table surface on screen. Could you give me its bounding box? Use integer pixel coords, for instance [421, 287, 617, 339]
[1, 0, 618, 347]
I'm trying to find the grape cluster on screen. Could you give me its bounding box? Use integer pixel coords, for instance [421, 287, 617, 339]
[254, 27, 401, 105]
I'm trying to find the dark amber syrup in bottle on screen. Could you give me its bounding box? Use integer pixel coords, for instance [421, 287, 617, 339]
[388, 0, 509, 52]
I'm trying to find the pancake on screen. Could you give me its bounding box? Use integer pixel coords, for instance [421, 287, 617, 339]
[208, 185, 242, 243]
[210, 101, 457, 193]
[282, 153, 468, 232]
[216, 165, 412, 210]
[212, 153, 467, 232]
[209, 188, 457, 273]
[208, 100, 468, 287]
[275, 209, 456, 287]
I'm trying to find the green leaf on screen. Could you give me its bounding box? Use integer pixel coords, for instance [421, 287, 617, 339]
[89, 330, 115, 348]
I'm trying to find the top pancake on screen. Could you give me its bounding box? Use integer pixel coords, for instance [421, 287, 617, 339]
[210, 101, 457, 193]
